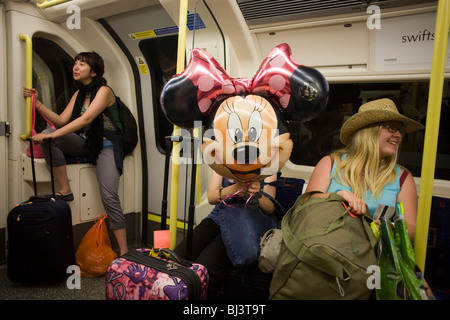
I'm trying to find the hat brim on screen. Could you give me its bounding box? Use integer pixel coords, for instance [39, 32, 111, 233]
[340, 110, 424, 145]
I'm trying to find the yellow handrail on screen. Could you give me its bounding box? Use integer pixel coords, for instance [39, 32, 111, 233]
[170, 0, 189, 250]
[18, 34, 32, 140]
[194, 127, 202, 205]
[36, 0, 72, 9]
[415, 0, 450, 272]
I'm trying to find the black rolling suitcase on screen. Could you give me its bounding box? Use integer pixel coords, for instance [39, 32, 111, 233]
[7, 139, 75, 284]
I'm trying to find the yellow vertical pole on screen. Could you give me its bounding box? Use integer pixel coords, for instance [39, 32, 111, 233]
[415, 0, 450, 272]
[19, 34, 32, 140]
[170, 0, 189, 250]
[194, 127, 202, 205]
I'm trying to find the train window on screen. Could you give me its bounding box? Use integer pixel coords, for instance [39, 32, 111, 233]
[289, 81, 450, 180]
[139, 36, 178, 154]
[31, 37, 76, 132]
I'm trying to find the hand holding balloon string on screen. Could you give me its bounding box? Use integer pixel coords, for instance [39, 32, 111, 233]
[219, 181, 261, 208]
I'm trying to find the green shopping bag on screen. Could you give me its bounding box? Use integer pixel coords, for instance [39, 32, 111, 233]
[376, 211, 431, 300]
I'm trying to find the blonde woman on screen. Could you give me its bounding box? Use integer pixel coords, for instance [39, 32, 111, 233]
[306, 98, 424, 240]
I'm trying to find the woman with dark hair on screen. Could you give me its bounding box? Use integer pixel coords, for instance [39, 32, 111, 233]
[23, 51, 128, 255]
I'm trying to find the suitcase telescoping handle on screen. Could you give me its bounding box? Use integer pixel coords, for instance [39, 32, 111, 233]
[161, 136, 182, 231]
[26, 137, 55, 198]
[187, 136, 198, 260]
[161, 135, 198, 260]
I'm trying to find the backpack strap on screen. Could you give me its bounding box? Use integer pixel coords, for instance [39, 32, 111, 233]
[102, 85, 124, 133]
[400, 170, 408, 189]
[260, 191, 285, 221]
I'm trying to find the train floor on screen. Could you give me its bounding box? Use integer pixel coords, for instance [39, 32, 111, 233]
[0, 263, 106, 300]
[1, 246, 448, 301]
[0, 241, 147, 300]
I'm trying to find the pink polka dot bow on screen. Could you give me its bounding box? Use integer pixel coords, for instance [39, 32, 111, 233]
[160, 43, 329, 128]
[181, 43, 301, 115]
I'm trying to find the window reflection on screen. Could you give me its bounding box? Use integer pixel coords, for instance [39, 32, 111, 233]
[32, 37, 75, 132]
[139, 36, 178, 154]
[289, 81, 450, 180]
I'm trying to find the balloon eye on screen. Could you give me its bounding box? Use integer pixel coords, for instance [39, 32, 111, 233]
[228, 113, 243, 143]
[248, 127, 257, 142]
[248, 111, 262, 142]
[234, 128, 243, 143]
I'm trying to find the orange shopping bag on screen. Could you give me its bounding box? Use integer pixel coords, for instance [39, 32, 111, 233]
[75, 214, 117, 277]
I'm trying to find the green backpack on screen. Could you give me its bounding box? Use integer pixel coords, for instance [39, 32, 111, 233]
[270, 191, 378, 300]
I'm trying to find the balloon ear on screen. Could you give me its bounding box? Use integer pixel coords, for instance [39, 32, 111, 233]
[250, 43, 328, 123]
[160, 75, 205, 128]
[285, 65, 329, 123]
[160, 48, 232, 128]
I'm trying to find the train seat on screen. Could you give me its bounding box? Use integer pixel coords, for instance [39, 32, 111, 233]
[65, 156, 91, 165]
[21, 152, 136, 225]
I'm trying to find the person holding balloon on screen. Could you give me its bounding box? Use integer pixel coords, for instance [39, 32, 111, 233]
[160, 43, 329, 298]
[175, 171, 279, 299]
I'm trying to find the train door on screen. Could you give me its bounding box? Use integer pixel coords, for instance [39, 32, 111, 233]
[0, 3, 7, 263]
[102, 1, 225, 244]
[2, 1, 142, 260]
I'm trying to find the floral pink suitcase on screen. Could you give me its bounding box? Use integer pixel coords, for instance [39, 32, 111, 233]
[106, 248, 208, 300]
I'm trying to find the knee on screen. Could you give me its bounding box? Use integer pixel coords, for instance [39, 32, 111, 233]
[105, 209, 124, 229]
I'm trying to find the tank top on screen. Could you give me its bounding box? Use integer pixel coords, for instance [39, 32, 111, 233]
[326, 155, 401, 216]
[80, 101, 122, 148]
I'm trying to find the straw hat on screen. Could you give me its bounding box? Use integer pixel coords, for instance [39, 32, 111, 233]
[340, 98, 424, 145]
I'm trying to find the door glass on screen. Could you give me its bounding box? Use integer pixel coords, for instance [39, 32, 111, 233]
[139, 35, 178, 154]
[31, 37, 75, 132]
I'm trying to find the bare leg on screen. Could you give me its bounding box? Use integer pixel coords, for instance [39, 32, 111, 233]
[53, 165, 72, 195]
[112, 228, 128, 255]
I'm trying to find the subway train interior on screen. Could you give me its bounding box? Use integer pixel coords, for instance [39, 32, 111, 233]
[0, 0, 449, 301]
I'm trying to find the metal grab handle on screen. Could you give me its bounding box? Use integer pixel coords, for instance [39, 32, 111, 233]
[36, 0, 72, 9]
[18, 34, 32, 140]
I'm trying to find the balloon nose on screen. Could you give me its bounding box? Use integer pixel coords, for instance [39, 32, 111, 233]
[233, 146, 260, 164]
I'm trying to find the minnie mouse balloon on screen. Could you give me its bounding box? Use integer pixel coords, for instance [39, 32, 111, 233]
[161, 43, 329, 182]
